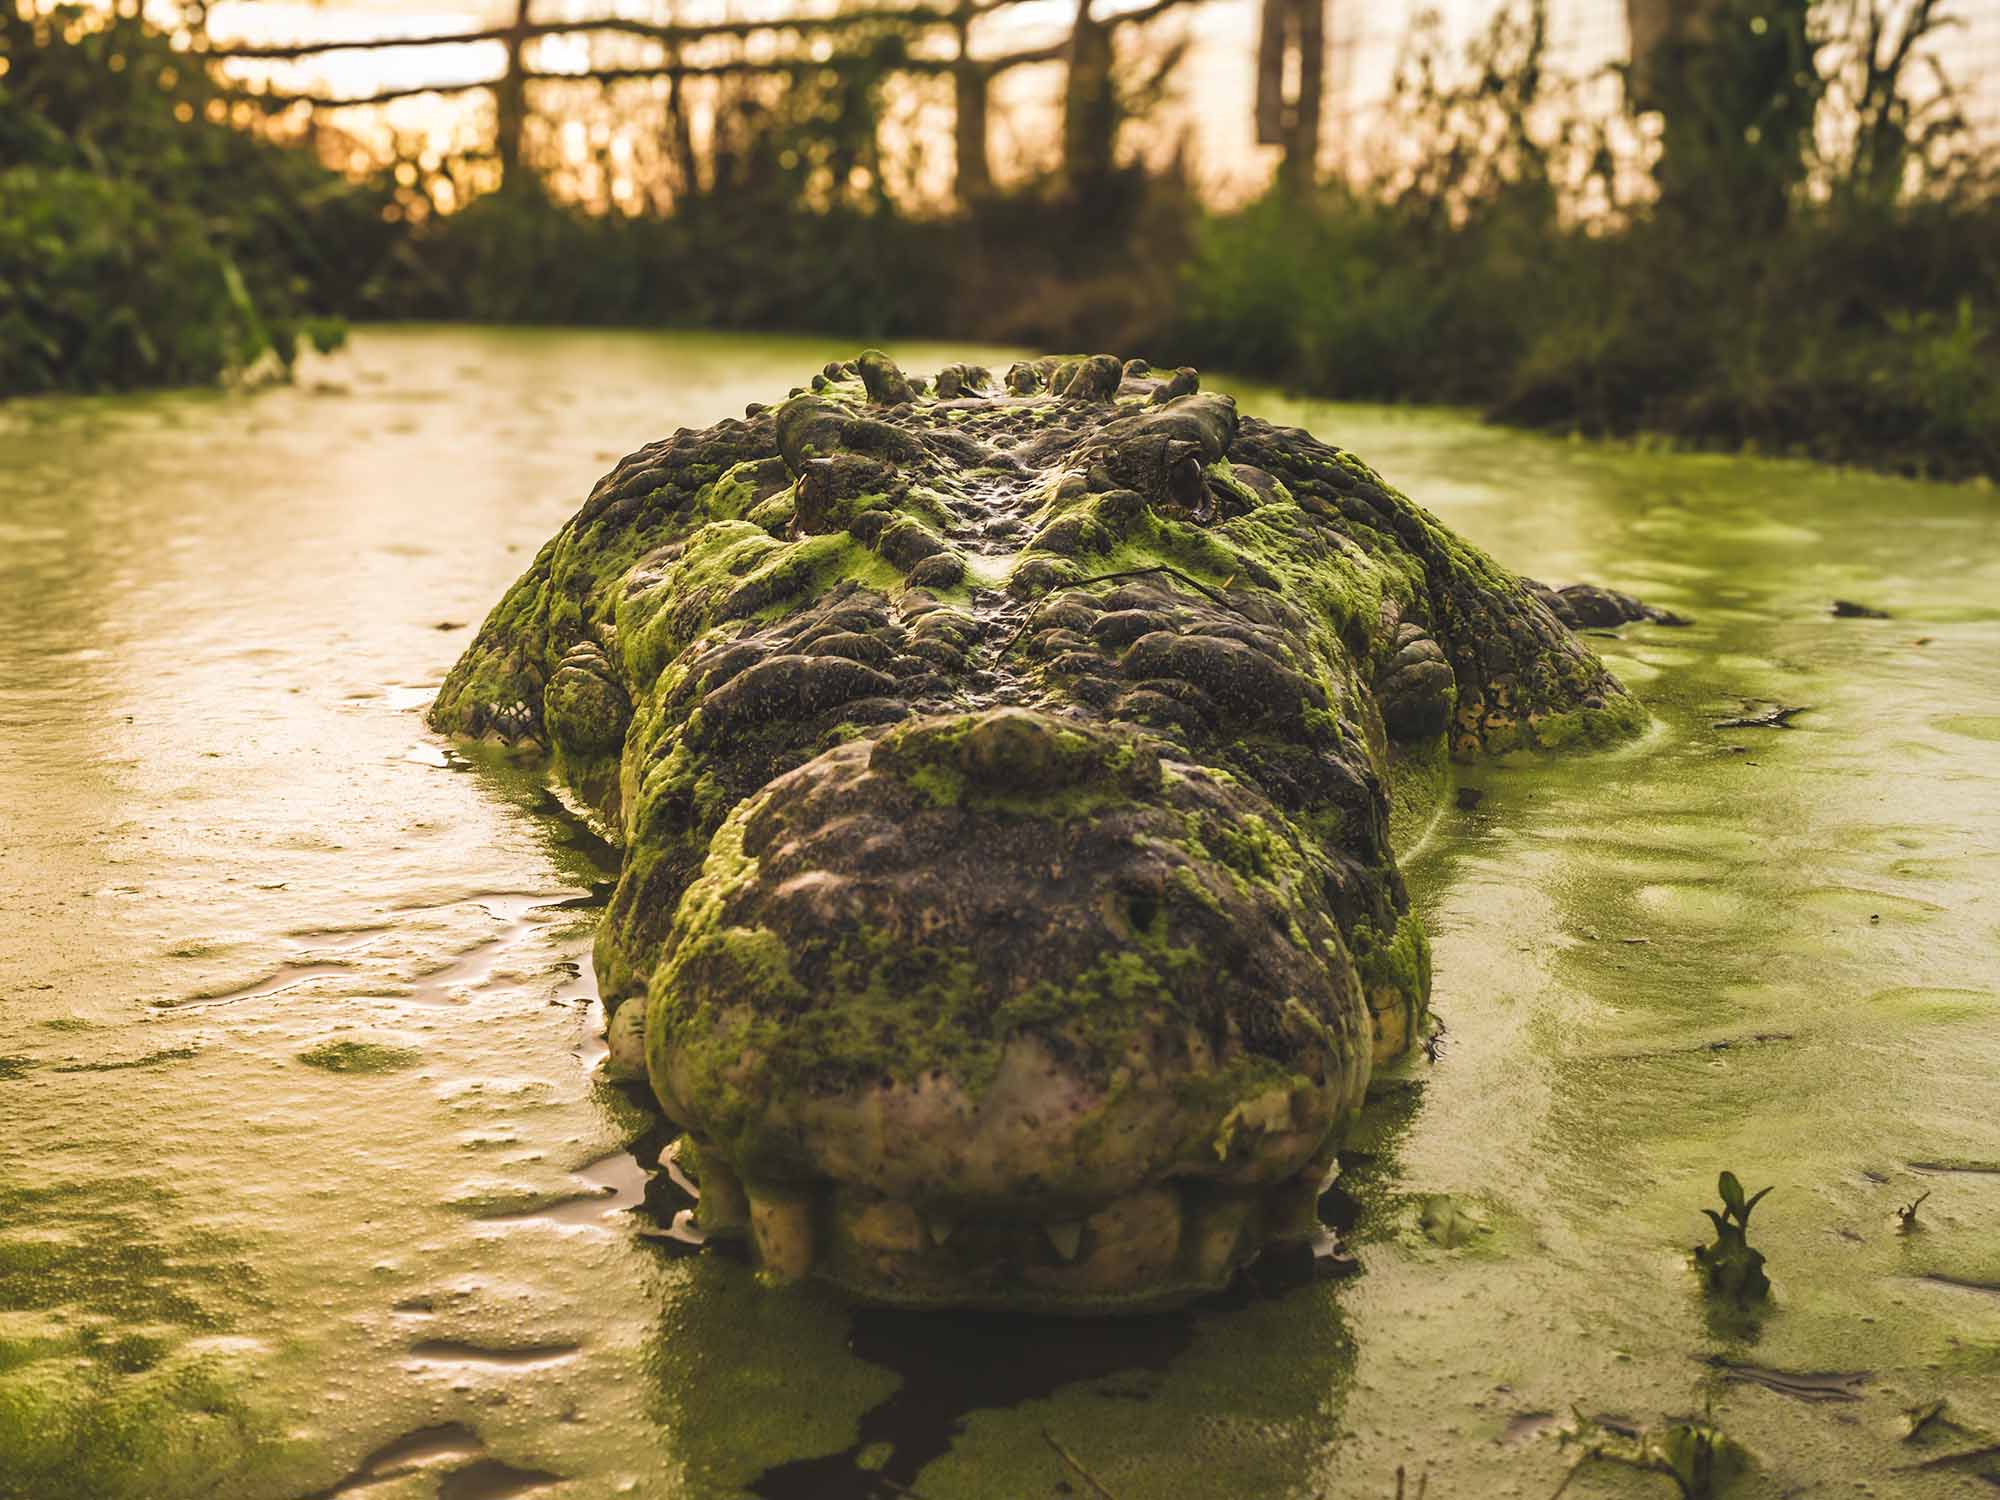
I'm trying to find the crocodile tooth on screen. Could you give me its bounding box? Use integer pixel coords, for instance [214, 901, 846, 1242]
[1045, 1220, 1084, 1263]
[927, 1216, 956, 1248]
[748, 1192, 814, 1281]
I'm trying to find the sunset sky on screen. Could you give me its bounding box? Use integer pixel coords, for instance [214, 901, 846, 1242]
[181, 0, 2000, 204]
[183, 0, 1629, 199]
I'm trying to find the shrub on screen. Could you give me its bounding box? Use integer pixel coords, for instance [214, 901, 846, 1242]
[0, 8, 389, 397]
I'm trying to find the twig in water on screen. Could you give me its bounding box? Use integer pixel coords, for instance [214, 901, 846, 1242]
[1895, 1443, 2000, 1473]
[1422, 1017, 1447, 1064]
[1713, 704, 1811, 729]
[1909, 1159, 2000, 1175]
[1902, 1397, 1947, 1441]
[1042, 1428, 1118, 1499]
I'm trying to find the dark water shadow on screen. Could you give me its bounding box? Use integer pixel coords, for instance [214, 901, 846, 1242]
[436, 1458, 563, 1500]
[634, 1084, 1399, 1496]
[746, 1305, 1197, 1500]
[463, 742, 624, 885]
[296, 1422, 559, 1500]
[744, 1204, 1362, 1500]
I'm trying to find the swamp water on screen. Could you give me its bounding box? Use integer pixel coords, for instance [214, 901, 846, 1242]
[1, 327, 1996, 1500]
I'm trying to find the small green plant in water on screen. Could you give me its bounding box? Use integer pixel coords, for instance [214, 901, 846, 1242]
[296, 1040, 420, 1074]
[1694, 1172, 1772, 1301]
[1419, 1193, 1487, 1249]
[1558, 1406, 1749, 1499]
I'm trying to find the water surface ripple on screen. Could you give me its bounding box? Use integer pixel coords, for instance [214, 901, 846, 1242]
[2, 328, 1996, 1498]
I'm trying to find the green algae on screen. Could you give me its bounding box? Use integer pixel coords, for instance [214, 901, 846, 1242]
[870, 710, 1163, 819]
[0, 1345, 298, 1500]
[1350, 913, 1432, 1053]
[295, 1039, 421, 1074]
[6, 329, 2000, 1499]
[0, 1176, 291, 1500]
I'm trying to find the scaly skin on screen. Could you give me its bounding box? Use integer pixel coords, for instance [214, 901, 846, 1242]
[430, 353, 1645, 1311]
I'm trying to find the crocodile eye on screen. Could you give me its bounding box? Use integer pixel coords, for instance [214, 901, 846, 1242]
[793, 453, 893, 536]
[1156, 439, 1215, 521]
[793, 460, 837, 535]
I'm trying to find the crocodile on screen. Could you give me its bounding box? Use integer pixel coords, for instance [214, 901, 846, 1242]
[429, 351, 1647, 1312]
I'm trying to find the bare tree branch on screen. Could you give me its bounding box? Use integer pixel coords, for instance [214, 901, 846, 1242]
[218, 0, 1207, 108]
[199, 0, 1185, 62]
[204, 10, 954, 60]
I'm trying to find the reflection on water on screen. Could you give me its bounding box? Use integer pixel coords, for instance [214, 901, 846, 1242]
[2, 327, 1996, 1498]
[747, 1307, 1198, 1499]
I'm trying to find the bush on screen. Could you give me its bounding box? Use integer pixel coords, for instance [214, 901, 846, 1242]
[1156, 1, 2000, 479]
[0, 163, 340, 395]
[0, 8, 391, 397]
[387, 183, 955, 338]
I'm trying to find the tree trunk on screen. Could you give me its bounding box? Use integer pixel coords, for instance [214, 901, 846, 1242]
[1063, 0, 1117, 197]
[1258, 0, 1326, 197]
[495, 0, 533, 190]
[1624, 0, 1722, 109]
[664, 68, 701, 204]
[1284, 0, 1324, 197]
[952, 0, 992, 206]
[1255, 0, 1286, 144]
[1634, 0, 1816, 230]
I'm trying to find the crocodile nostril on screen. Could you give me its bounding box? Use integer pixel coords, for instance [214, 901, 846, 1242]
[1124, 891, 1160, 934]
[1097, 878, 1167, 942]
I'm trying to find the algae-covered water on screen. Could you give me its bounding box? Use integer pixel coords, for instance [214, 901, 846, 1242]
[3, 327, 1996, 1500]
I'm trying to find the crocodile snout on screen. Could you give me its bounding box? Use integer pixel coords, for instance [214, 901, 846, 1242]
[641, 708, 1371, 1308]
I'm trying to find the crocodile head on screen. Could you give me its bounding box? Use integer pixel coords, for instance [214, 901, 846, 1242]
[431, 352, 1643, 1311]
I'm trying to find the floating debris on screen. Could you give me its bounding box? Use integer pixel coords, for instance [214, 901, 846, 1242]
[1902, 1398, 1947, 1441]
[407, 1339, 581, 1370]
[1909, 1159, 2000, 1175]
[1713, 704, 1812, 729]
[1704, 1356, 1866, 1403]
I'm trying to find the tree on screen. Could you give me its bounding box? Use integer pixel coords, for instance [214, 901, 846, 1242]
[1256, 0, 1326, 198]
[952, 0, 992, 203]
[1063, 0, 1118, 197]
[496, 0, 534, 190]
[1626, 0, 1822, 230]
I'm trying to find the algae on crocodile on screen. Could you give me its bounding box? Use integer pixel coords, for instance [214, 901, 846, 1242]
[433, 348, 1646, 1308]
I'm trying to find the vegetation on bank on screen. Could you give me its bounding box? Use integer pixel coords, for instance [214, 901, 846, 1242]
[3, 0, 1996, 480]
[1171, 1, 2000, 479]
[0, 8, 385, 395]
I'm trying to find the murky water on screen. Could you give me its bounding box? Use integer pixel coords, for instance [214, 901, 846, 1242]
[3, 327, 1996, 1500]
